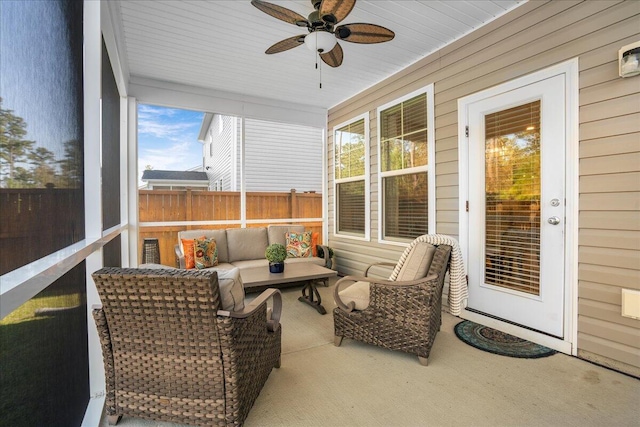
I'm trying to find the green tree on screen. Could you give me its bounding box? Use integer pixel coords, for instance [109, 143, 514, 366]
[57, 139, 82, 188]
[11, 166, 34, 187]
[0, 97, 36, 187]
[29, 146, 59, 188]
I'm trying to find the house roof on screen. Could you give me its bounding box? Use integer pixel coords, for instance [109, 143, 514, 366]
[141, 170, 208, 182]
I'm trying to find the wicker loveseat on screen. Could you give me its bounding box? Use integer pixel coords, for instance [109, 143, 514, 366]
[175, 225, 330, 271]
[333, 239, 452, 366]
[91, 267, 282, 426]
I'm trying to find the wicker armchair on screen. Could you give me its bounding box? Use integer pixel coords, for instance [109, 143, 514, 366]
[333, 242, 452, 366]
[91, 267, 282, 426]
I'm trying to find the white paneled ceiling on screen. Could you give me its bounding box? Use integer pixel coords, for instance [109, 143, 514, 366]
[113, 0, 524, 110]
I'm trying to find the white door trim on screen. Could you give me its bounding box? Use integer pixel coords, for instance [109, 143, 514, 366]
[457, 59, 579, 355]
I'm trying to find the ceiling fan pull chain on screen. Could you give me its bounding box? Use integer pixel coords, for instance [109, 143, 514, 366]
[318, 52, 323, 89]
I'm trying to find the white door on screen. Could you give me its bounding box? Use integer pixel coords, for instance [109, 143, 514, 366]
[466, 74, 565, 337]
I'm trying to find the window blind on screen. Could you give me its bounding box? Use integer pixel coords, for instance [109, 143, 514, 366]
[337, 180, 365, 234]
[384, 173, 428, 239]
[484, 100, 541, 295]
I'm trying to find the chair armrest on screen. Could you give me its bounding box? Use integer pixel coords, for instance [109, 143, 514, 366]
[317, 244, 331, 267]
[217, 288, 282, 332]
[174, 244, 185, 269]
[333, 273, 438, 313]
[363, 262, 396, 277]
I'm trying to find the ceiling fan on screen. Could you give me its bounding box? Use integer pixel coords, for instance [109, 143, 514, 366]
[251, 0, 395, 68]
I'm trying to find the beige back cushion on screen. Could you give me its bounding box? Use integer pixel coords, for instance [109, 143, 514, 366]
[226, 227, 269, 262]
[179, 229, 229, 263]
[267, 225, 305, 247]
[395, 242, 436, 281]
[216, 268, 245, 311]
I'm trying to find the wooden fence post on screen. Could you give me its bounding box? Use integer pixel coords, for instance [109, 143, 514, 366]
[290, 189, 297, 218]
[186, 188, 192, 230]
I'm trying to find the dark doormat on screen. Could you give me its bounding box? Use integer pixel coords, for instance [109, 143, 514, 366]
[454, 320, 557, 359]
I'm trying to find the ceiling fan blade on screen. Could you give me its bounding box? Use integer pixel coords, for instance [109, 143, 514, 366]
[319, 0, 356, 25]
[265, 35, 306, 54]
[251, 0, 309, 27]
[320, 42, 343, 67]
[335, 23, 395, 44]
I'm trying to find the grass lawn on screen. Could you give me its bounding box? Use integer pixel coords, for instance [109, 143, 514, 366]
[0, 291, 89, 427]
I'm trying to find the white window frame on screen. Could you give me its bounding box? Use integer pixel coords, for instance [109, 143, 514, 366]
[332, 112, 370, 241]
[377, 84, 435, 246]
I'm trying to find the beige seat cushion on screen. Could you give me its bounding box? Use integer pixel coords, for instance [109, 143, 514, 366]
[338, 280, 371, 310]
[338, 242, 437, 311]
[284, 256, 324, 266]
[226, 227, 269, 262]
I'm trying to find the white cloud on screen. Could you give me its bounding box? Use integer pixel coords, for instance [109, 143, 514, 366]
[138, 115, 197, 139]
[138, 139, 201, 183]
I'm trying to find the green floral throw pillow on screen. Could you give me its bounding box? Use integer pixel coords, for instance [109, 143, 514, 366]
[285, 231, 313, 258]
[194, 237, 218, 269]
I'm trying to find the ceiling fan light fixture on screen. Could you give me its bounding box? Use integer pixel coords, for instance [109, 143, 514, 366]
[305, 31, 336, 53]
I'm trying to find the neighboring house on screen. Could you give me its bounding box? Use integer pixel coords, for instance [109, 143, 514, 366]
[199, 113, 323, 192]
[140, 169, 209, 190]
[198, 113, 239, 191]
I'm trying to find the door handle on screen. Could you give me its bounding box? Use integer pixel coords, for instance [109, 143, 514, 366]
[548, 216, 560, 225]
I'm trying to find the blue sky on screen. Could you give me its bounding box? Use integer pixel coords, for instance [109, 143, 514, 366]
[137, 104, 205, 185]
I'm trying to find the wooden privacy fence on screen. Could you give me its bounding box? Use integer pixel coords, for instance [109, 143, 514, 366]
[139, 189, 324, 266]
[1, 188, 85, 275]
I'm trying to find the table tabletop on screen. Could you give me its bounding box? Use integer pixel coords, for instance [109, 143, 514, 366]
[241, 263, 337, 287]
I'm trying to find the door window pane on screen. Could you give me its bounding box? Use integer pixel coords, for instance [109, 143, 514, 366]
[484, 101, 541, 295]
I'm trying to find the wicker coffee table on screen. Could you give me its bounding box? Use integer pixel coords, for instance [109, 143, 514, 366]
[241, 263, 337, 314]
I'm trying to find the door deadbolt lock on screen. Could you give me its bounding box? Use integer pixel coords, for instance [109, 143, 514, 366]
[548, 216, 561, 225]
[550, 199, 560, 207]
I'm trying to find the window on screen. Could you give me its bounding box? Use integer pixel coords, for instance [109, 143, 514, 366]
[378, 86, 435, 242]
[333, 114, 369, 239]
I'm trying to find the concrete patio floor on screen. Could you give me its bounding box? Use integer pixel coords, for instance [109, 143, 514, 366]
[102, 278, 640, 427]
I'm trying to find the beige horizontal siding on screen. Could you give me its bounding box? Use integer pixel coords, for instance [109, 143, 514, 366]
[579, 281, 631, 305]
[580, 133, 640, 158]
[580, 172, 640, 193]
[579, 316, 640, 348]
[580, 193, 640, 211]
[577, 336, 640, 376]
[579, 228, 640, 250]
[327, 0, 640, 374]
[578, 264, 640, 290]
